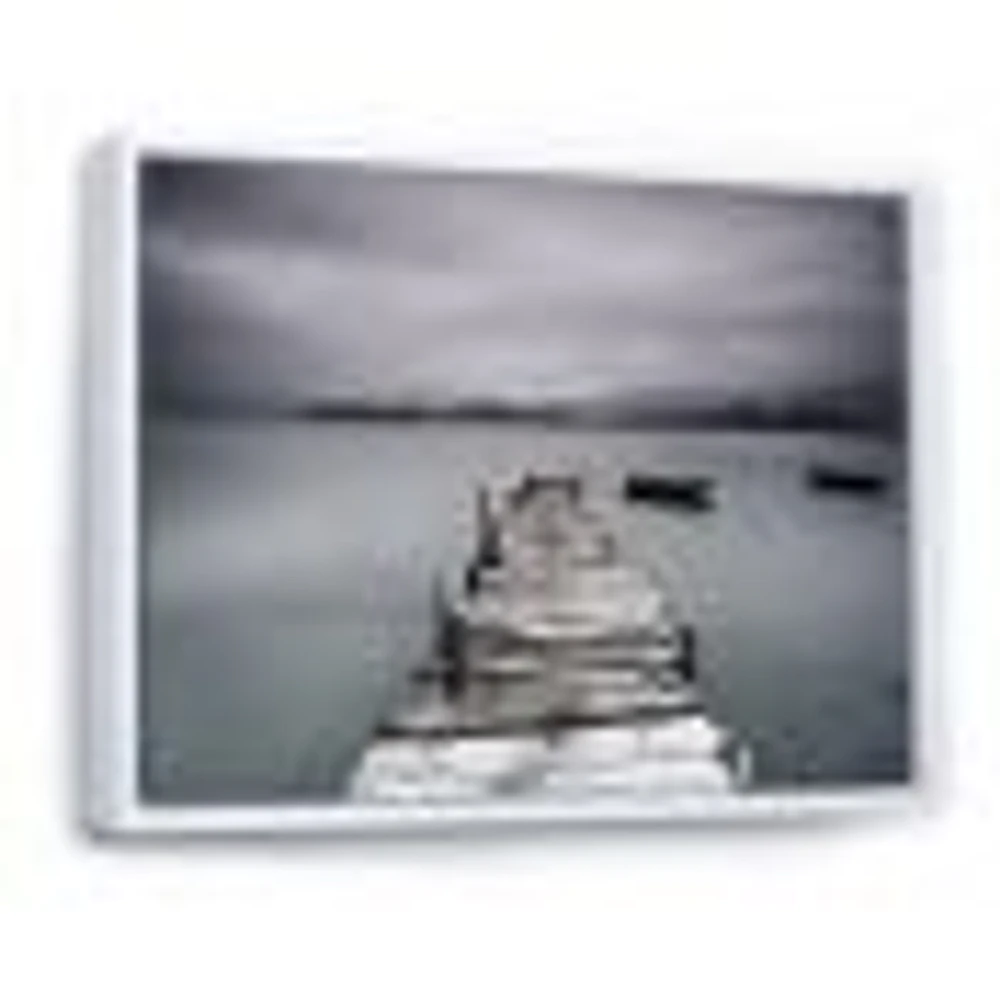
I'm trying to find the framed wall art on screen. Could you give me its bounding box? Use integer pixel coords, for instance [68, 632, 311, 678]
[80, 137, 925, 835]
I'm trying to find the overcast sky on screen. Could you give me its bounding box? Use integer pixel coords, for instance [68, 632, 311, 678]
[140, 158, 906, 410]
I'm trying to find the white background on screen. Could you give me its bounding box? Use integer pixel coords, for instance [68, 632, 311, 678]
[2, 1, 999, 997]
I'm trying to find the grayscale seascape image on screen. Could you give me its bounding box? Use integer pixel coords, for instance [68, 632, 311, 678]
[139, 157, 910, 806]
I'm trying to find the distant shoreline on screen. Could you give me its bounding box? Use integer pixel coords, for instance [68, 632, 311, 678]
[145, 404, 905, 437]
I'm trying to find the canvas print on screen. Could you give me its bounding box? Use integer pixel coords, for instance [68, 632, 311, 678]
[136, 155, 910, 812]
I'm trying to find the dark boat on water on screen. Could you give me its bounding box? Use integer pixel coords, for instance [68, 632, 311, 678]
[623, 473, 715, 512]
[806, 464, 889, 496]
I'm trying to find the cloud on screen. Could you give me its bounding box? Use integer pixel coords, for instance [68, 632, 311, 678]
[141, 158, 906, 408]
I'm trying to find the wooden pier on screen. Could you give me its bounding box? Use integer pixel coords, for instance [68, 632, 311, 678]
[348, 473, 750, 801]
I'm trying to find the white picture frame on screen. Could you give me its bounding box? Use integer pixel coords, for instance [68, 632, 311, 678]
[79, 133, 936, 836]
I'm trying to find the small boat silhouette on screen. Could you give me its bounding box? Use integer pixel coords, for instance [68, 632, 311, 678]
[806, 464, 888, 496]
[623, 473, 716, 511]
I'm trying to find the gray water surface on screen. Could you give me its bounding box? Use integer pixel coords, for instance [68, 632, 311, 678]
[141, 419, 909, 803]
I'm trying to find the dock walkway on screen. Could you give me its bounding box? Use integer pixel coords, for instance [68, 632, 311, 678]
[348, 474, 750, 801]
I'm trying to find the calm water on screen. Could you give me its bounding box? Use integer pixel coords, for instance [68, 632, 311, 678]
[141, 419, 910, 803]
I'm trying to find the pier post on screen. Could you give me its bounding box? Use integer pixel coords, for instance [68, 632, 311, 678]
[475, 484, 501, 567]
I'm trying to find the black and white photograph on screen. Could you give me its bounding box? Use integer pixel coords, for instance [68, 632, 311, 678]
[132, 153, 911, 815]
[15, 0, 1000, 993]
